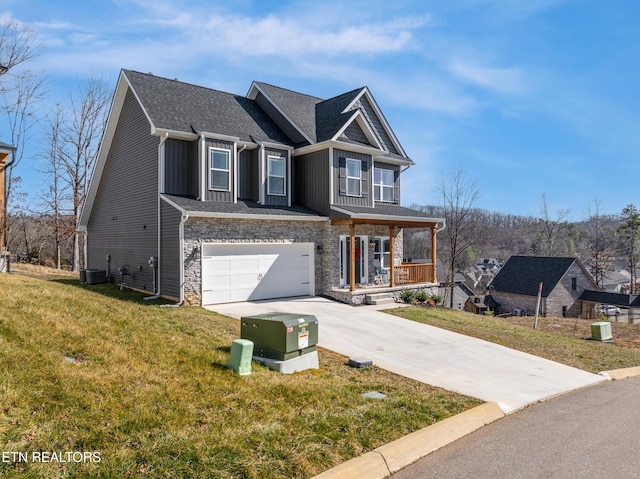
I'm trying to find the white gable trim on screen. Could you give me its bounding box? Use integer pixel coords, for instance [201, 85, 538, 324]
[331, 110, 383, 150]
[342, 87, 407, 158]
[247, 82, 315, 145]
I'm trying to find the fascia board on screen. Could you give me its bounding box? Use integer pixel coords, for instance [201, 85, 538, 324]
[331, 205, 445, 224]
[80, 71, 145, 228]
[247, 82, 315, 145]
[257, 140, 294, 151]
[152, 128, 198, 141]
[294, 140, 388, 157]
[343, 87, 408, 158]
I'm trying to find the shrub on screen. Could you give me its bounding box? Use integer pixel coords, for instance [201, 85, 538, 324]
[400, 289, 416, 303]
[429, 295, 442, 305]
[415, 291, 429, 303]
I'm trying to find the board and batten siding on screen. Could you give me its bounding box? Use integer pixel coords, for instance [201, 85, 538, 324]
[86, 88, 159, 293]
[160, 199, 182, 300]
[238, 148, 259, 202]
[205, 138, 234, 202]
[333, 148, 371, 208]
[294, 149, 330, 215]
[164, 138, 198, 198]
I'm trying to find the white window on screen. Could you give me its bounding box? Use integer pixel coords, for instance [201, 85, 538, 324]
[267, 156, 286, 196]
[346, 158, 361, 196]
[374, 168, 394, 202]
[209, 148, 230, 191]
[373, 237, 391, 269]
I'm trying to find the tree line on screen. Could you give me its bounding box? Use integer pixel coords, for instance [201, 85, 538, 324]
[0, 20, 109, 271]
[405, 171, 640, 299]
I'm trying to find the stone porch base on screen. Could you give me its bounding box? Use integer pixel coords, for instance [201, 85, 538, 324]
[331, 283, 439, 305]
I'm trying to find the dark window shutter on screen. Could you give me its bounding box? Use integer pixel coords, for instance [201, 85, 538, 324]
[394, 169, 400, 204]
[361, 159, 368, 198]
[338, 157, 346, 195]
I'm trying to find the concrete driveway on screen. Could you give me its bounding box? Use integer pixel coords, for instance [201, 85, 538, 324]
[209, 297, 606, 414]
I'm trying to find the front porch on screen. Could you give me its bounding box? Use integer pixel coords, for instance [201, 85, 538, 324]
[331, 281, 440, 305]
[329, 204, 445, 299]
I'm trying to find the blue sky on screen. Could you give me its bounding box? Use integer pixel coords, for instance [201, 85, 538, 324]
[3, 0, 640, 220]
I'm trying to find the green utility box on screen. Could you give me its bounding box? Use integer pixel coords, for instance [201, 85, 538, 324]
[591, 321, 613, 342]
[228, 339, 254, 375]
[241, 312, 318, 361]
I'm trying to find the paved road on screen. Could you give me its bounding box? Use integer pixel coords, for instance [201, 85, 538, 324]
[393, 377, 640, 479]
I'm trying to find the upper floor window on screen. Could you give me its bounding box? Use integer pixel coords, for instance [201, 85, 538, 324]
[346, 158, 361, 196]
[268, 156, 286, 196]
[209, 148, 230, 191]
[374, 168, 394, 202]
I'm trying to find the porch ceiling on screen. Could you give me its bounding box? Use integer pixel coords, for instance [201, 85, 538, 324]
[330, 205, 444, 229]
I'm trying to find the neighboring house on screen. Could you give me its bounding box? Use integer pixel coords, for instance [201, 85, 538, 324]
[78, 70, 445, 305]
[0, 141, 16, 273]
[439, 271, 475, 310]
[464, 295, 500, 315]
[489, 256, 599, 318]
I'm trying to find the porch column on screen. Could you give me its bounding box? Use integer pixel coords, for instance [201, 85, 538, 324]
[432, 225, 437, 283]
[389, 225, 395, 287]
[349, 223, 355, 292]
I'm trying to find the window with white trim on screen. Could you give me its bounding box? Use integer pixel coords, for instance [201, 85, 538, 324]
[209, 148, 230, 191]
[373, 237, 391, 268]
[267, 156, 286, 196]
[346, 158, 361, 196]
[374, 168, 394, 202]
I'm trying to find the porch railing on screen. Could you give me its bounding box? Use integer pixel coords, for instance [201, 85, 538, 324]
[393, 262, 436, 285]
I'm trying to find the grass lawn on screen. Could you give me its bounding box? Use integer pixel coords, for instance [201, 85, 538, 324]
[389, 306, 640, 373]
[0, 269, 481, 479]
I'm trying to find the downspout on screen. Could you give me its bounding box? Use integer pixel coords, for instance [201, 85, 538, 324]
[236, 143, 246, 203]
[148, 132, 169, 300]
[178, 212, 189, 305]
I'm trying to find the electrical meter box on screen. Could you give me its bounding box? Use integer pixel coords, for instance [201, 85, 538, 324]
[591, 321, 613, 342]
[241, 312, 318, 361]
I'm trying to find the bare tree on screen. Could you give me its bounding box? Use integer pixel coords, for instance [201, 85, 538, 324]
[531, 194, 571, 256]
[617, 204, 640, 294]
[0, 20, 41, 260]
[58, 78, 110, 271]
[581, 199, 615, 289]
[439, 168, 480, 308]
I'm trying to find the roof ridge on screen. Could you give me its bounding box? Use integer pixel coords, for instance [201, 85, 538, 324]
[123, 69, 242, 98]
[253, 81, 324, 102]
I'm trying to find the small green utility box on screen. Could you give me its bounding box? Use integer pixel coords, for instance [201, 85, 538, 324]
[591, 321, 613, 342]
[228, 339, 254, 375]
[241, 312, 318, 361]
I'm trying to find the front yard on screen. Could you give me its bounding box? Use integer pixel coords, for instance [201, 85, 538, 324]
[0, 270, 480, 479]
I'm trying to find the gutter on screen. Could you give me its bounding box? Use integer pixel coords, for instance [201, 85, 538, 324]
[153, 132, 169, 298]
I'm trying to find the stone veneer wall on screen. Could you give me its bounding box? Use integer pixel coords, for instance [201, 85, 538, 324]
[182, 217, 333, 305]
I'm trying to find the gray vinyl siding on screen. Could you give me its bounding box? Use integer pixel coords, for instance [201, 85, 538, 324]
[164, 138, 198, 197]
[238, 148, 259, 201]
[86, 88, 159, 293]
[334, 148, 371, 208]
[294, 149, 330, 215]
[205, 138, 234, 202]
[160, 199, 182, 299]
[263, 148, 288, 206]
[255, 92, 308, 146]
[340, 121, 371, 146]
[374, 161, 400, 205]
[351, 96, 399, 155]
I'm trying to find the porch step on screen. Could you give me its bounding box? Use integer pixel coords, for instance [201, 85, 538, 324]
[365, 293, 395, 305]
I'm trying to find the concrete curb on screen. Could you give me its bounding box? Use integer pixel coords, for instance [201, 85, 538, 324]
[600, 365, 640, 380]
[311, 402, 505, 479]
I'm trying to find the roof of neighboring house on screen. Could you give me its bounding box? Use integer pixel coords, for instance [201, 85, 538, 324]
[578, 289, 640, 308]
[490, 256, 581, 298]
[162, 194, 327, 220]
[123, 70, 292, 145]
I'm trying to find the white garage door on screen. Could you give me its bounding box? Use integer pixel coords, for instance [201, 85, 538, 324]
[201, 243, 314, 305]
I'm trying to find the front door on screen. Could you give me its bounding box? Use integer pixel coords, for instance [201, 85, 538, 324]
[339, 236, 368, 287]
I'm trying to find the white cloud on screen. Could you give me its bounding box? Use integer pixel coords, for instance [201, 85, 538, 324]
[448, 60, 529, 95]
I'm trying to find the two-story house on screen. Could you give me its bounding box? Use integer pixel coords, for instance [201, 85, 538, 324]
[78, 70, 444, 305]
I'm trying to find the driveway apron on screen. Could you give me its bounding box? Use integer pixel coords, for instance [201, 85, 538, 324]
[209, 297, 606, 414]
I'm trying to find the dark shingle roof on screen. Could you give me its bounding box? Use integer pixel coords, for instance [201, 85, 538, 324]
[252, 81, 322, 142]
[331, 204, 444, 223]
[124, 71, 291, 145]
[578, 290, 631, 307]
[490, 256, 577, 298]
[315, 88, 364, 142]
[163, 194, 326, 219]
